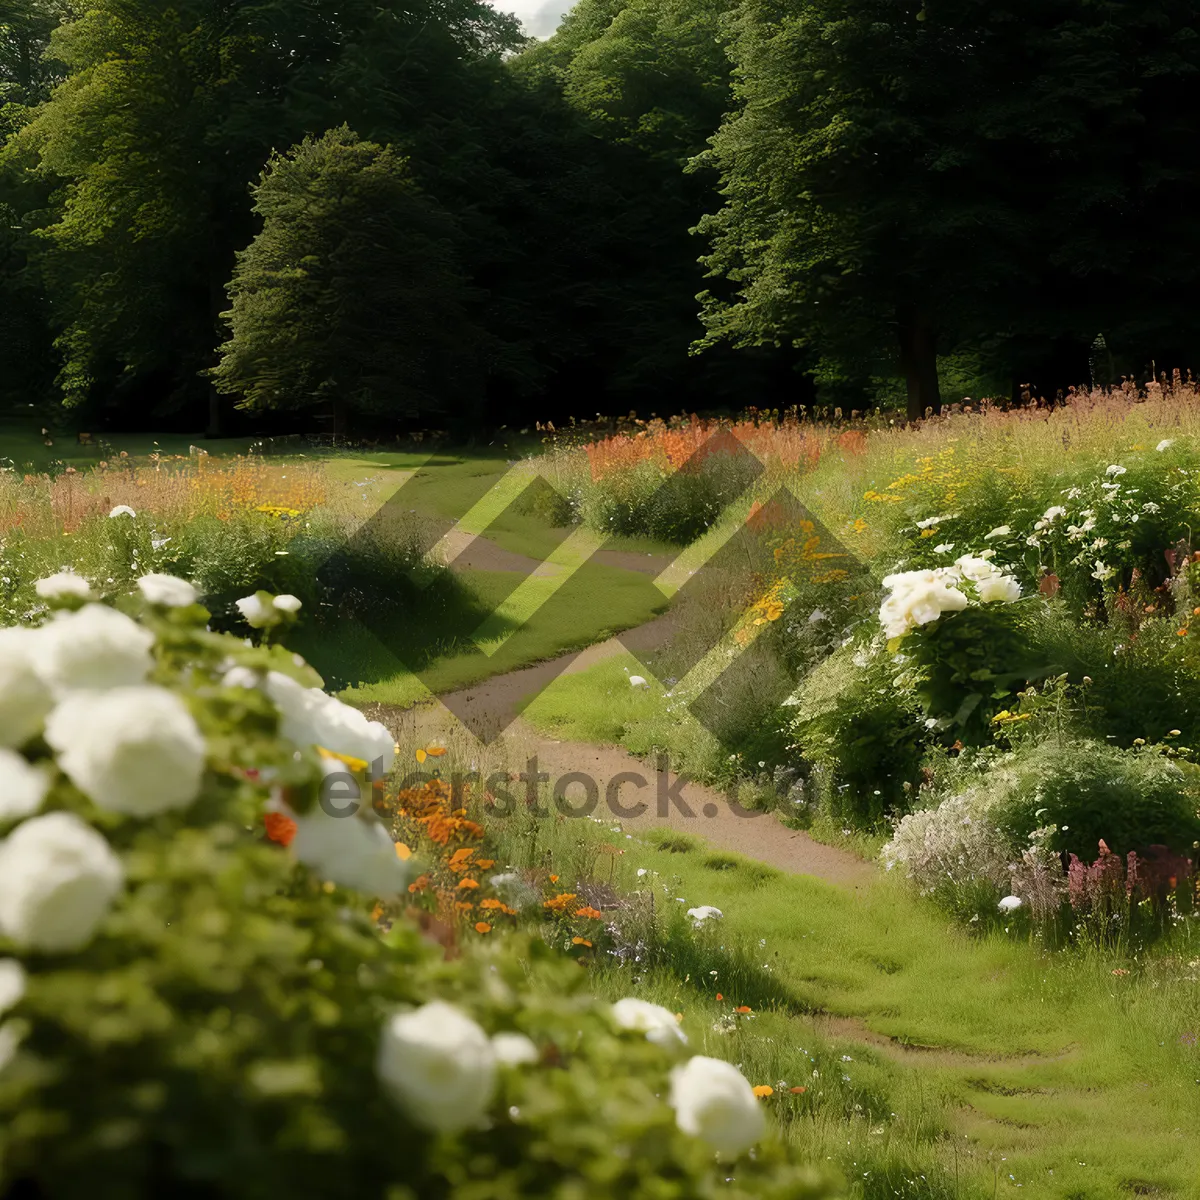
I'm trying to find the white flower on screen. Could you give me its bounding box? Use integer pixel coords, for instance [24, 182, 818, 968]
[1092, 561, 1116, 582]
[0, 627, 54, 750]
[108, 505, 137, 519]
[34, 571, 92, 602]
[1106, 464, 1127, 477]
[137, 574, 199, 608]
[612, 997, 687, 1047]
[45, 687, 206, 816]
[0, 749, 49, 823]
[236, 593, 277, 629]
[0, 812, 124, 952]
[975, 574, 1022, 604]
[151, 537, 172, 551]
[933, 543, 955, 554]
[273, 594, 302, 614]
[878, 569, 969, 639]
[953, 554, 1002, 583]
[0, 960, 25, 1014]
[983, 526, 1012, 540]
[377, 1001, 497, 1132]
[916, 514, 953, 529]
[687, 905, 724, 927]
[491, 1032, 539, 1066]
[221, 666, 260, 690]
[35, 604, 155, 695]
[998, 895, 1023, 914]
[1041, 506, 1067, 524]
[266, 672, 395, 771]
[1157, 439, 1175, 452]
[668, 1055, 765, 1157]
[288, 766, 410, 896]
[807, 609, 827, 623]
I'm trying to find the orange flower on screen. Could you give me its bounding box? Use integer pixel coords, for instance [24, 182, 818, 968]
[752, 1086, 774, 1098]
[543, 892, 578, 912]
[474, 859, 495, 870]
[736, 1006, 753, 1014]
[549, 874, 559, 883]
[571, 937, 593, 947]
[264, 811, 297, 847]
[394, 841, 412, 861]
[573, 906, 604, 920]
[789, 1086, 807, 1094]
[716, 993, 723, 1002]
[455, 901, 474, 912]
[475, 922, 492, 934]
[407, 874, 431, 894]
[457, 878, 480, 890]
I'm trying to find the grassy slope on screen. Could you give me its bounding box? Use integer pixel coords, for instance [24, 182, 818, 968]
[486, 802, 1200, 1199]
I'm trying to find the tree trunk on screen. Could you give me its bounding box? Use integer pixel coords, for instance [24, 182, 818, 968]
[897, 306, 941, 422]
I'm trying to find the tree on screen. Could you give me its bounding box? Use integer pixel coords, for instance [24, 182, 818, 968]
[696, 0, 1200, 418]
[212, 128, 482, 429]
[4, 0, 524, 432]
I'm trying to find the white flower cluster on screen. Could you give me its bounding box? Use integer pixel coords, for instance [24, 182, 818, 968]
[376, 997, 765, 1158]
[0, 577, 405, 957]
[879, 553, 1021, 639]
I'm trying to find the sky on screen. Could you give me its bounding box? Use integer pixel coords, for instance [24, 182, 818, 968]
[496, 0, 566, 40]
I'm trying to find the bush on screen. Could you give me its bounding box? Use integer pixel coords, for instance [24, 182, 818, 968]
[787, 638, 926, 826]
[0, 581, 838, 1199]
[989, 738, 1200, 860]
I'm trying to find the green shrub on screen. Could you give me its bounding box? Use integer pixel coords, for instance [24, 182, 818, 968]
[787, 639, 926, 827]
[0, 583, 838, 1199]
[990, 738, 1200, 860]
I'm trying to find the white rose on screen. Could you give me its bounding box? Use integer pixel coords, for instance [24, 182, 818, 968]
[975, 574, 1022, 604]
[45, 687, 206, 816]
[0, 812, 124, 952]
[612, 997, 687, 1047]
[377, 1001, 497, 1132]
[0, 627, 54, 749]
[983, 526, 1011, 540]
[687, 905, 723, 926]
[879, 569, 969, 638]
[34, 571, 93, 602]
[35, 604, 155, 694]
[954, 554, 1001, 583]
[0, 959, 26, 1014]
[668, 1055, 765, 1157]
[108, 505, 137, 519]
[0, 749, 49, 823]
[491, 1032, 539, 1066]
[137, 573, 199, 608]
[236, 593, 277, 629]
[266, 673, 395, 772]
[288, 764, 409, 896]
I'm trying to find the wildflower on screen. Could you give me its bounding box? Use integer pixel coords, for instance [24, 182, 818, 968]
[0, 627, 54, 750]
[35, 605, 154, 695]
[789, 1086, 807, 1094]
[752, 1085, 774, 1097]
[264, 811, 297, 847]
[45, 687, 206, 816]
[0, 812, 124, 952]
[1106, 465, 1127, 477]
[108, 505, 137, 519]
[474, 921, 492, 934]
[716, 993, 723, 1001]
[687, 905, 724, 926]
[736, 1005, 753, 1014]
[933, 543, 955, 554]
[34, 571, 92, 602]
[572, 936, 593, 947]
[574, 906, 604, 920]
[668, 1056, 765, 1157]
[1092, 561, 1116, 582]
[137, 573, 199, 608]
[376, 1001, 496, 1133]
[984, 526, 1012, 540]
[492, 1032, 538, 1065]
[543, 892, 577, 912]
[612, 997, 687, 1046]
[457, 878, 480, 890]
[997, 895, 1023, 914]
[1157, 439, 1176, 452]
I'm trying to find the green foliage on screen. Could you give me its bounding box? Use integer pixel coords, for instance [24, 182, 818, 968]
[990, 738, 1200, 861]
[213, 128, 482, 423]
[0, 594, 838, 1199]
[788, 639, 926, 826]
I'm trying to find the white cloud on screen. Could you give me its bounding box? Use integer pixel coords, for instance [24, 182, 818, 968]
[492, 0, 566, 39]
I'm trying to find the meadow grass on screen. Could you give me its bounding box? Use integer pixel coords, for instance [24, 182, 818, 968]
[477, 797, 1200, 1199]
